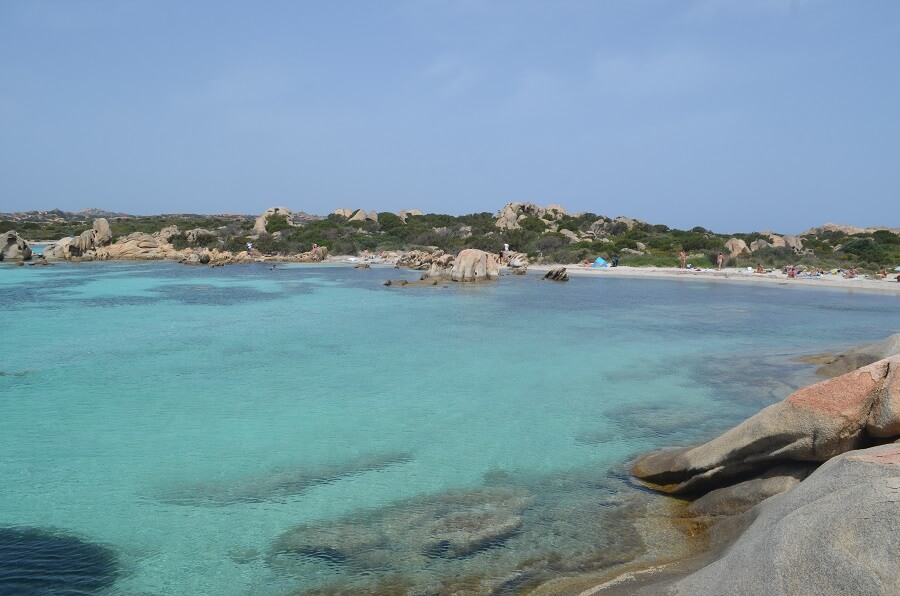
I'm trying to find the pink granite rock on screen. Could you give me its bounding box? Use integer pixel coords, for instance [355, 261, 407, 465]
[633, 356, 900, 493]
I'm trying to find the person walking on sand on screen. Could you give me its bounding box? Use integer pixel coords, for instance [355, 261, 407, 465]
[679, 250, 687, 269]
[716, 252, 724, 270]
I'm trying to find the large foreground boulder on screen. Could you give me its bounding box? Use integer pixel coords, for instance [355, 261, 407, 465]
[450, 249, 499, 282]
[816, 333, 900, 377]
[633, 356, 900, 493]
[1, 230, 32, 261]
[656, 444, 900, 596]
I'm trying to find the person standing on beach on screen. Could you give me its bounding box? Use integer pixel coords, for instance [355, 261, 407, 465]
[679, 250, 687, 269]
[716, 252, 724, 270]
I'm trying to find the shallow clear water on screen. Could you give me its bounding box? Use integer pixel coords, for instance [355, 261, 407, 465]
[1, 262, 897, 594]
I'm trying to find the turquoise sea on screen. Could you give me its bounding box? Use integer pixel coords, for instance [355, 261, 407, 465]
[1, 262, 897, 594]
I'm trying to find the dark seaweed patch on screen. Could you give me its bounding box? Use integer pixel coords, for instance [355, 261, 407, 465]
[0, 527, 118, 595]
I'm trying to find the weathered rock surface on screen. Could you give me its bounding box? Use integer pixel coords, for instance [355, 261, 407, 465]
[253, 206, 293, 234]
[450, 249, 499, 282]
[499, 250, 530, 268]
[543, 267, 569, 282]
[43, 218, 113, 260]
[724, 238, 749, 257]
[633, 356, 900, 493]
[656, 444, 900, 596]
[687, 463, 816, 517]
[1, 230, 32, 261]
[749, 239, 771, 252]
[815, 333, 900, 378]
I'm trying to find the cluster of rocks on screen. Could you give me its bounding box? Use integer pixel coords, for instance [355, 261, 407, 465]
[723, 232, 805, 258]
[35, 217, 328, 266]
[388, 248, 501, 284]
[495, 202, 569, 230]
[251, 206, 321, 235]
[332, 208, 423, 223]
[617, 334, 900, 595]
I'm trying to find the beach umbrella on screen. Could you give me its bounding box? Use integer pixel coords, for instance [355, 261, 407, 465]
[894, 266, 900, 271]
[591, 256, 607, 268]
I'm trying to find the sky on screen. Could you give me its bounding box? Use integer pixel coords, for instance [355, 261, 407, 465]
[1, 0, 898, 233]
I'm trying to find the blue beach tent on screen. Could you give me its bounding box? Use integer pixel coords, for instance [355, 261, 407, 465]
[591, 256, 607, 268]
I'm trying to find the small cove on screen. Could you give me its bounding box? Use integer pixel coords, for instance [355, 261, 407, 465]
[1, 262, 897, 594]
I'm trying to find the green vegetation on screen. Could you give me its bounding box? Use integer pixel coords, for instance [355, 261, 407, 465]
[6, 208, 899, 273]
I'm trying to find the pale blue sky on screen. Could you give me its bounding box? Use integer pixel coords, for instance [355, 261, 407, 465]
[1, 0, 898, 233]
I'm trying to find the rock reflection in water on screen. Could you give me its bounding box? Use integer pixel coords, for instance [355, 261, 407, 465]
[157, 452, 413, 507]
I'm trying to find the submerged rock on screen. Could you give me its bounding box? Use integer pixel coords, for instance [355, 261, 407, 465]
[0, 526, 118, 594]
[815, 332, 900, 377]
[633, 356, 900, 494]
[158, 451, 412, 507]
[270, 488, 530, 572]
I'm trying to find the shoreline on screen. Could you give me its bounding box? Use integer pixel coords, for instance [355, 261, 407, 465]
[527, 263, 900, 295]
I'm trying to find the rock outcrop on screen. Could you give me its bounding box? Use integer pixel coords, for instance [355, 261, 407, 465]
[724, 238, 749, 257]
[633, 356, 900, 494]
[449, 249, 499, 282]
[543, 267, 569, 282]
[43, 218, 114, 260]
[801, 223, 900, 237]
[253, 206, 293, 234]
[1, 230, 32, 261]
[815, 333, 900, 378]
[655, 444, 900, 596]
[494, 202, 568, 230]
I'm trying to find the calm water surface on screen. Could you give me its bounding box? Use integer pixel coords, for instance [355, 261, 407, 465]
[1, 262, 897, 594]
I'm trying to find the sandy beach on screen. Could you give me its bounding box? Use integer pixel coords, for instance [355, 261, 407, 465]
[528, 264, 900, 295]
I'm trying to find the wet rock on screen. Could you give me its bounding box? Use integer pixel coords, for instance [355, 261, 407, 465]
[543, 267, 569, 282]
[354, 263, 370, 269]
[0, 526, 118, 594]
[633, 356, 900, 494]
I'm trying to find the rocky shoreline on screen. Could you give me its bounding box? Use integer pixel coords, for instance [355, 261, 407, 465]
[580, 334, 900, 595]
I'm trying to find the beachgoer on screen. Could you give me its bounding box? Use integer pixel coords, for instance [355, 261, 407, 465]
[246, 242, 253, 253]
[679, 250, 687, 269]
[716, 252, 724, 270]
[312, 242, 318, 251]
[756, 263, 765, 274]
[503, 243, 509, 253]
[612, 255, 619, 267]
